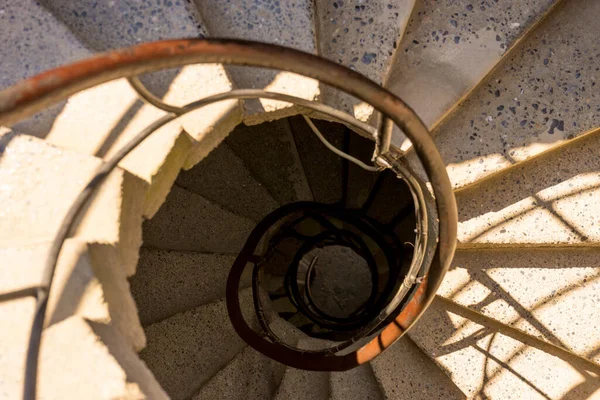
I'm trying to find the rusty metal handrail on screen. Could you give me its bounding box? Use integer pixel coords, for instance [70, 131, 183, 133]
[0, 39, 457, 396]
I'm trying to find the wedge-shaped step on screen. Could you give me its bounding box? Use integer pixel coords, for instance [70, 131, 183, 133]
[387, 0, 558, 143]
[345, 131, 379, 209]
[289, 116, 346, 204]
[226, 120, 313, 204]
[330, 364, 382, 400]
[193, 319, 306, 400]
[194, 0, 319, 124]
[0, 239, 145, 350]
[0, 0, 91, 136]
[438, 248, 600, 365]
[456, 129, 600, 246]
[41, 0, 242, 216]
[130, 248, 252, 326]
[0, 130, 146, 276]
[43, 77, 195, 219]
[177, 142, 278, 221]
[315, 0, 414, 122]
[432, 0, 600, 189]
[275, 337, 331, 400]
[409, 298, 600, 399]
[142, 185, 255, 254]
[371, 336, 465, 399]
[140, 288, 255, 400]
[0, 313, 167, 399]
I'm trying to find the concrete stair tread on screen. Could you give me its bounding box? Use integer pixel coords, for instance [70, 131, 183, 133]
[193, 0, 319, 124]
[289, 116, 346, 204]
[387, 0, 559, 147]
[438, 248, 600, 365]
[456, 127, 600, 246]
[315, 0, 414, 123]
[431, 0, 600, 190]
[0, 0, 92, 136]
[408, 297, 600, 399]
[192, 319, 306, 400]
[0, 313, 166, 399]
[330, 364, 382, 400]
[142, 185, 255, 254]
[0, 129, 146, 276]
[176, 141, 279, 222]
[0, 239, 145, 350]
[37, 0, 242, 217]
[275, 337, 331, 400]
[370, 336, 465, 400]
[225, 119, 313, 205]
[130, 248, 253, 326]
[140, 288, 256, 400]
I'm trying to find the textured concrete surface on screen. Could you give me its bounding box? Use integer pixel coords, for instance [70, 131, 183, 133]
[345, 131, 379, 209]
[0, 240, 146, 351]
[387, 0, 557, 148]
[455, 128, 600, 246]
[130, 248, 251, 326]
[194, 0, 319, 124]
[0, 314, 167, 399]
[307, 245, 372, 318]
[0, 240, 106, 326]
[192, 318, 307, 400]
[177, 141, 278, 221]
[142, 185, 255, 254]
[438, 248, 600, 365]
[140, 288, 255, 400]
[0, 130, 146, 277]
[315, 0, 414, 122]
[330, 364, 382, 400]
[192, 346, 284, 400]
[364, 170, 413, 225]
[226, 119, 313, 204]
[275, 338, 331, 400]
[0, 0, 91, 136]
[371, 336, 465, 399]
[409, 298, 600, 399]
[289, 116, 346, 204]
[44, 78, 195, 218]
[432, 0, 600, 189]
[38, 0, 241, 217]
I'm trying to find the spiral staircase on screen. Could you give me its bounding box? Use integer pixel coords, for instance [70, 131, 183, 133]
[2, 0, 600, 399]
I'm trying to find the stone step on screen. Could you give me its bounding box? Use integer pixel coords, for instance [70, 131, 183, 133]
[0, 0, 91, 136]
[0, 239, 145, 351]
[289, 116, 346, 204]
[371, 335, 465, 400]
[409, 297, 599, 399]
[345, 131, 379, 209]
[176, 141, 278, 222]
[455, 127, 600, 246]
[315, 0, 415, 123]
[0, 313, 167, 399]
[35, 0, 241, 217]
[274, 337, 331, 400]
[192, 319, 306, 400]
[330, 364, 382, 400]
[142, 185, 255, 254]
[0, 129, 146, 277]
[140, 288, 256, 400]
[225, 119, 313, 205]
[438, 247, 600, 365]
[387, 0, 560, 148]
[430, 0, 600, 190]
[193, 0, 319, 125]
[130, 248, 252, 326]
